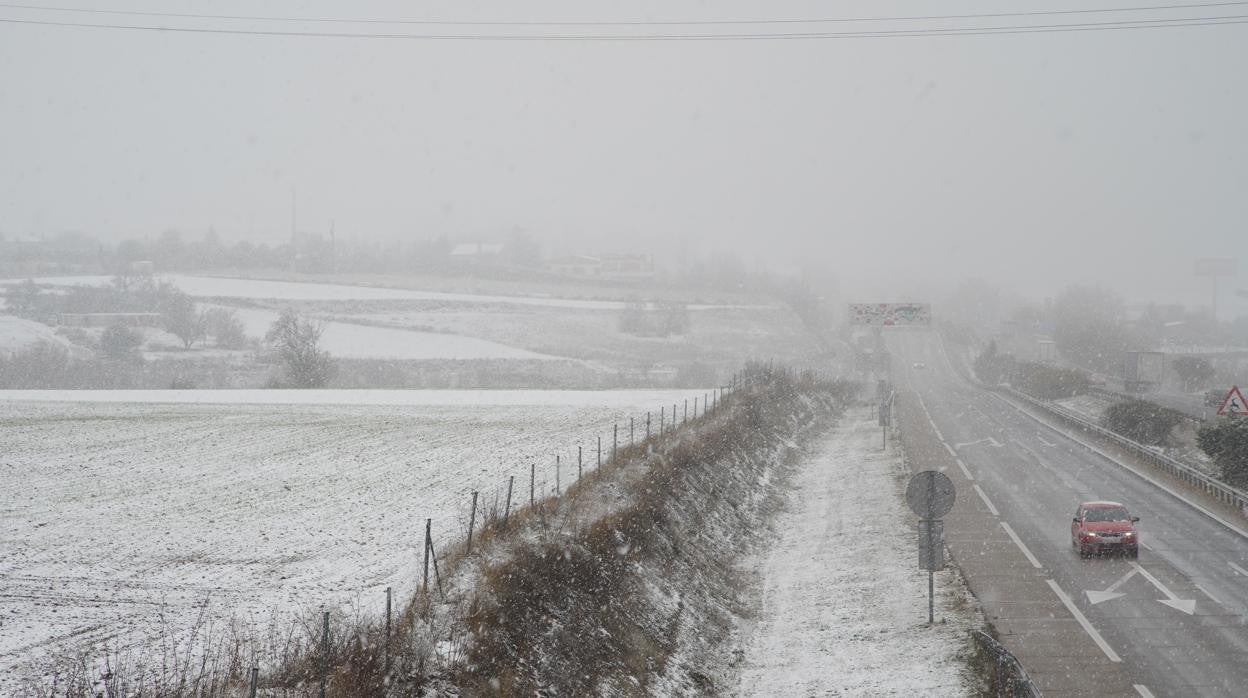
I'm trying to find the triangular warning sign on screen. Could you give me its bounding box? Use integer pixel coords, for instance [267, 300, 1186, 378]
[1218, 386, 1248, 416]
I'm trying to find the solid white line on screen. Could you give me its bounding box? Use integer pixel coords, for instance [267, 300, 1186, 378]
[1001, 521, 1043, 569]
[943, 441, 957, 457]
[1134, 685, 1155, 698]
[1046, 579, 1122, 663]
[974, 484, 999, 516]
[955, 457, 974, 481]
[1230, 561, 1248, 577]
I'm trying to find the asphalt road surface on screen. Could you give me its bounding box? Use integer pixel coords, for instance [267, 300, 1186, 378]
[887, 330, 1248, 697]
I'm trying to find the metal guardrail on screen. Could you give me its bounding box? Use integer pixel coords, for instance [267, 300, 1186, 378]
[999, 385, 1248, 513]
[972, 630, 1042, 698]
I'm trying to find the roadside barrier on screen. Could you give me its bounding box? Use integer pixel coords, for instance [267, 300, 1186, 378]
[972, 630, 1042, 698]
[999, 385, 1248, 512]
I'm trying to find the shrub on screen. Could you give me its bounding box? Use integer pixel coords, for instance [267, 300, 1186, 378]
[100, 324, 144, 361]
[1197, 418, 1248, 489]
[1012, 361, 1088, 400]
[1102, 399, 1183, 446]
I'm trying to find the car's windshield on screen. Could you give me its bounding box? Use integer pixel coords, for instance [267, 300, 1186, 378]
[1085, 507, 1130, 522]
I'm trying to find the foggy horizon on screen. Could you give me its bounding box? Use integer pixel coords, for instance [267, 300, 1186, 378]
[4, 1, 1247, 310]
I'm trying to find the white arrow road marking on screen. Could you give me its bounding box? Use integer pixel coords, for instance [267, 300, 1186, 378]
[1036, 434, 1057, 447]
[1229, 561, 1248, 577]
[1132, 561, 1196, 614]
[1086, 567, 1139, 605]
[1134, 685, 1156, 698]
[1047, 579, 1122, 662]
[954, 437, 1003, 449]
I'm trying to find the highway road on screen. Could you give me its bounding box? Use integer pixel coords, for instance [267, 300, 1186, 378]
[887, 330, 1248, 697]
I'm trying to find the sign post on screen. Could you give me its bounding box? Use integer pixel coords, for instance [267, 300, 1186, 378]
[906, 470, 956, 624]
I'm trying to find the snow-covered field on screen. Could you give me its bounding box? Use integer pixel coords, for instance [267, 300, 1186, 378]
[0, 388, 705, 690]
[735, 409, 980, 695]
[0, 316, 88, 360]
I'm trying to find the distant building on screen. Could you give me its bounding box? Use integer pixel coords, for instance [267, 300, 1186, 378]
[545, 253, 655, 281]
[450, 242, 506, 266]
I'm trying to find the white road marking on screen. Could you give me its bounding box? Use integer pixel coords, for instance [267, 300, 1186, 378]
[973, 484, 998, 515]
[1132, 561, 1196, 614]
[1134, 685, 1155, 698]
[1086, 567, 1139, 605]
[953, 437, 1003, 449]
[1036, 434, 1057, 447]
[1229, 561, 1248, 577]
[955, 457, 974, 481]
[943, 441, 958, 457]
[1001, 521, 1043, 569]
[1046, 579, 1122, 663]
[1195, 584, 1221, 605]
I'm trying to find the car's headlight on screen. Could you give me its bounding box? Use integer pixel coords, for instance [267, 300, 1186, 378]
[1123, 531, 1135, 537]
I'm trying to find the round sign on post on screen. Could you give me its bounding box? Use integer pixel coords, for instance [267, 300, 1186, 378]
[906, 470, 955, 519]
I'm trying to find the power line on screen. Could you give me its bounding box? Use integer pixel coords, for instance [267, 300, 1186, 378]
[1, 1, 1248, 27]
[2, 13, 1248, 40]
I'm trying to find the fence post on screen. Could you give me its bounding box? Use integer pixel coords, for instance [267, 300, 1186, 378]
[646, 411, 651, 440]
[684, 399, 688, 423]
[249, 667, 258, 698]
[504, 475, 514, 523]
[423, 518, 431, 592]
[613, 423, 618, 460]
[320, 610, 330, 698]
[556, 455, 561, 494]
[597, 436, 601, 467]
[428, 526, 446, 600]
[530, 462, 535, 507]
[630, 417, 634, 446]
[672, 404, 676, 430]
[694, 396, 699, 419]
[467, 491, 478, 554]
[578, 446, 583, 480]
[384, 586, 392, 674]
[661, 406, 665, 433]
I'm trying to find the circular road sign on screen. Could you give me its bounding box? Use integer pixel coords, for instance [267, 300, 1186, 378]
[906, 470, 956, 519]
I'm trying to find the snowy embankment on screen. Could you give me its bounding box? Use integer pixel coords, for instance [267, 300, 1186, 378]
[0, 388, 706, 693]
[734, 408, 980, 696]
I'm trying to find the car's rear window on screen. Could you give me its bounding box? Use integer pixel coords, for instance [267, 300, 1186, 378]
[1085, 507, 1130, 522]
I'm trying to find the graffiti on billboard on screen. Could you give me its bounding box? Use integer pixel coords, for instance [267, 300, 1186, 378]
[849, 303, 932, 327]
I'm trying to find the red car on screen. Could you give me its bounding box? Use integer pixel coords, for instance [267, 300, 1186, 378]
[1071, 501, 1140, 558]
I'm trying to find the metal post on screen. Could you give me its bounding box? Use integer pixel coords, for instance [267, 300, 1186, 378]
[630, 417, 634, 446]
[646, 412, 651, 439]
[556, 455, 561, 494]
[320, 610, 330, 698]
[385, 586, 392, 674]
[467, 491, 478, 553]
[530, 462, 535, 506]
[694, 397, 699, 419]
[249, 667, 258, 698]
[422, 518, 431, 592]
[578, 445, 583, 480]
[613, 423, 618, 459]
[597, 436, 601, 467]
[504, 475, 514, 522]
[684, 399, 688, 423]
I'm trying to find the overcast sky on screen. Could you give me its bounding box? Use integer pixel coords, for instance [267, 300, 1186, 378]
[2, 1, 1246, 311]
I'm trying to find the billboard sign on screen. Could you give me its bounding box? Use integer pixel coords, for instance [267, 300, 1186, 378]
[850, 302, 931, 327]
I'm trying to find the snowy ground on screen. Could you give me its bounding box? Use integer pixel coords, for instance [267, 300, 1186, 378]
[735, 408, 980, 696]
[0, 316, 89, 360]
[0, 388, 706, 690]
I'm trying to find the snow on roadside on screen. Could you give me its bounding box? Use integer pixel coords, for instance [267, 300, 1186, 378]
[734, 408, 981, 696]
[1055, 393, 1114, 423]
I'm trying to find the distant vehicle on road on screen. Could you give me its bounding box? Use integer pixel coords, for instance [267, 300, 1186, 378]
[912, 362, 926, 369]
[1071, 501, 1139, 558]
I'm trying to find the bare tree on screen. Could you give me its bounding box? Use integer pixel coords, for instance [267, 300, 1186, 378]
[265, 309, 336, 388]
[159, 290, 206, 350]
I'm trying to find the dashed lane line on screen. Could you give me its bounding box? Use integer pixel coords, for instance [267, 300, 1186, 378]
[1046, 579, 1122, 663]
[1134, 685, 1155, 697]
[973, 484, 999, 516]
[1001, 521, 1043, 569]
[1229, 561, 1248, 577]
